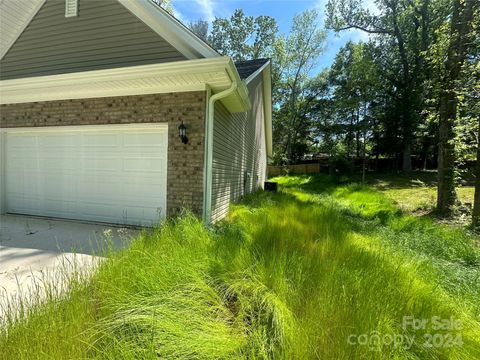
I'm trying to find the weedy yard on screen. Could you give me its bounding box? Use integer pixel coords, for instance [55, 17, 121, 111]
[1, 174, 479, 359]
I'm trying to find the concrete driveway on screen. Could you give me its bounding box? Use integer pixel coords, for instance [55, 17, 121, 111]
[0, 214, 138, 321]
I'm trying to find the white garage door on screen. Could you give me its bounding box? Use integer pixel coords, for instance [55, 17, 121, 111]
[4, 124, 168, 226]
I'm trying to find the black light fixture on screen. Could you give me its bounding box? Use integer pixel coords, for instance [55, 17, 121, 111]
[178, 121, 188, 144]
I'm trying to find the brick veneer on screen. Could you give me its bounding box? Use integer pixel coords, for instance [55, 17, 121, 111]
[0, 92, 206, 217]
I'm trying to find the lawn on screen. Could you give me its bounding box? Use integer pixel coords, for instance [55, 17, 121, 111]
[1, 174, 479, 359]
[364, 171, 475, 215]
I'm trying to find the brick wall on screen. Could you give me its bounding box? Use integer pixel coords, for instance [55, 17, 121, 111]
[0, 92, 206, 217]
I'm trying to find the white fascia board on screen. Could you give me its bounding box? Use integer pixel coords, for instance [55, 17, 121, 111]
[0, 57, 251, 113]
[1, 123, 169, 132]
[0, 0, 46, 60]
[244, 60, 271, 85]
[2, 83, 207, 105]
[0, 130, 5, 214]
[262, 64, 273, 157]
[118, 0, 219, 60]
[224, 58, 251, 112]
[242, 60, 273, 155]
[1, 57, 230, 90]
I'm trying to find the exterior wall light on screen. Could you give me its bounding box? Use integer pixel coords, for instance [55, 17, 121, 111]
[178, 121, 188, 144]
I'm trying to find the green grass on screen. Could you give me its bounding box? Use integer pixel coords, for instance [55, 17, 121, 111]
[1, 174, 479, 359]
[364, 171, 474, 214]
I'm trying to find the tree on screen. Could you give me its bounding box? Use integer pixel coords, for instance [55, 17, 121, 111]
[151, 0, 174, 14]
[326, 0, 432, 172]
[209, 10, 278, 61]
[311, 41, 380, 175]
[436, 0, 478, 215]
[188, 20, 209, 42]
[273, 10, 327, 162]
[465, 13, 480, 224]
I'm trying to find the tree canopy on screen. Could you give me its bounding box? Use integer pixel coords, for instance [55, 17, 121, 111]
[182, 0, 479, 219]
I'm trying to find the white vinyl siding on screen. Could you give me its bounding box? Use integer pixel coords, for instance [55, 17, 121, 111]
[4, 125, 168, 226]
[211, 75, 267, 222]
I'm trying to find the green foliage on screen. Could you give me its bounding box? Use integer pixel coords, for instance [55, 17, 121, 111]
[151, 0, 174, 14]
[272, 10, 327, 162]
[2, 175, 480, 359]
[188, 19, 209, 42]
[209, 9, 278, 62]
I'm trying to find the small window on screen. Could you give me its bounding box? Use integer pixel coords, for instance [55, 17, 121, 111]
[65, 0, 78, 18]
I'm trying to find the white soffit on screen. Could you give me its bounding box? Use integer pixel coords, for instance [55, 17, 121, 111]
[0, 0, 45, 60]
[0, 57, 250, 112]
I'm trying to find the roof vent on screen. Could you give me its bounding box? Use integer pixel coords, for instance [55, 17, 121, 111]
[65, 0, 78, 18]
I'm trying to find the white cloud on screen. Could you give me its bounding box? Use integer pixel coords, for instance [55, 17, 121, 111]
[193, 0, 216, 22]
[171, 5, 187, 23]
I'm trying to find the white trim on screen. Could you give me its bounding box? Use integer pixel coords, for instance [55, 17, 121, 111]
[1, 57, 228, 89]
[244, 61, 271, 85]
[0, 131, 5, 214]
[2, 83, 207, 105]
[0, 123, 169, 133]
[242, 60, 272, 157]
[0, 0, 46, 60]
[118, 0, 219, 60]
[262, 64, 273, 157]
[0, 57, 250, 112]
[224, 58, 251, 111]
[202, 85, 212, 222]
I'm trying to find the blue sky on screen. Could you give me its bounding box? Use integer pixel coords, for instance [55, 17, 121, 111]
[171, 0, 370, 72]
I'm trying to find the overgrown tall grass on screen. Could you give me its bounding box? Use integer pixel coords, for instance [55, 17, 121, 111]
[1, 175, 479, 359]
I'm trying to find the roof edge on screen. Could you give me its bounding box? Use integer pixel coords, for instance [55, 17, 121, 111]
[261, 63, 273, 157]
[244, 59, 271, 84]
[0, 0, 46, 60]
[118, 0, 220, 59]
[0, 57, 251, 113]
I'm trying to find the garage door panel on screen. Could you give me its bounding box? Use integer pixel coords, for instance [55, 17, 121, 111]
[39, 135, 79, 147]
[5, 125, 168, 226]
[123, 132, 167, 146]
[7, 196, 77, 216]
[82, 133, 118, 146]
[83, 157, 121, 171]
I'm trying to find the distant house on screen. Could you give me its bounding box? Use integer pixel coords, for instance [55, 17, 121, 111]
[0, 0, 272, 225]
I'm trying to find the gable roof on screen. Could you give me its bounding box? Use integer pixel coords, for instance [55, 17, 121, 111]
[236, 59, 273, 157]
[0, 0, 219, 61]
[0, 0, 187, 80]
[0, 0, 45, 60]
[118, 0, 219, 59]
[235, 59, 270, 80]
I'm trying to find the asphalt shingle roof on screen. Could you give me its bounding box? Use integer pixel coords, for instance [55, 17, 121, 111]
[235, 58, 270, 80]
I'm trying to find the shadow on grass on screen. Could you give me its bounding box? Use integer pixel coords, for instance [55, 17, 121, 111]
[269, 174, 479, 265]
[224, 180, 480, 359]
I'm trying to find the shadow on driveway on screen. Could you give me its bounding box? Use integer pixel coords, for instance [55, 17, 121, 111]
[0, 214, 139, 321]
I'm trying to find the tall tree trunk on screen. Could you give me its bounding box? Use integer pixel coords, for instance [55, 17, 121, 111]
[356, 107, 360, 158]
[436, 0, 476, 215]
[362, 102, 368, 183]
[472, 116, 480, 227]
[402, 142, 412, 172]
[437, 89, 458, 214]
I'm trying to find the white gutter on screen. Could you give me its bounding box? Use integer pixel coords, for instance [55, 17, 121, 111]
[203, 81, 238, 224]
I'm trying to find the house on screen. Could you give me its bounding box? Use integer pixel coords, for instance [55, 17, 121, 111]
[0, 0, 272, 226]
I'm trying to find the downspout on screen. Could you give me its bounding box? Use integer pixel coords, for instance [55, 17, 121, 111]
[203, 80, 238, 224]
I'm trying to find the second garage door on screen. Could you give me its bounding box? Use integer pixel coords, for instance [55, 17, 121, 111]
[5, 124, 168, 226]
